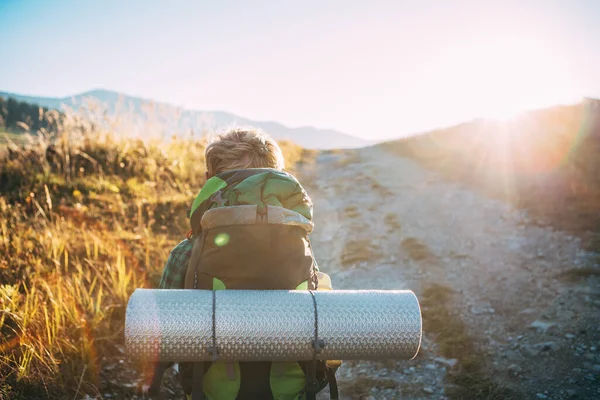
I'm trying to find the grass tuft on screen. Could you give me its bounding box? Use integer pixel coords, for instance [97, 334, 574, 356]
[421, 284, 520, 400]
[557, 267, 600, 282]
[341, 239, 379, 267]
[401, 237, 435, 262]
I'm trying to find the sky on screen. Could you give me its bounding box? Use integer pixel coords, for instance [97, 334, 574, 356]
[0, 0, 599, 140]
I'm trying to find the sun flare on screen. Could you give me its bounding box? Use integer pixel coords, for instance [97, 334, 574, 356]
[432, 30, 581, 126]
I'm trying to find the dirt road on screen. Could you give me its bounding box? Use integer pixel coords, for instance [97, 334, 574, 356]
[303, 146, 600, 400]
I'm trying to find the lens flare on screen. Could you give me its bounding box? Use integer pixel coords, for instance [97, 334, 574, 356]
[214, 233, 230, 247]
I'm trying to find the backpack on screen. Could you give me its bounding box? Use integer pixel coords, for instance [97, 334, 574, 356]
[180, 168, 339, 400]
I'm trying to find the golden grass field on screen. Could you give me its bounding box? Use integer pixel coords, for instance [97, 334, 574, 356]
[0, 111, 313, 399]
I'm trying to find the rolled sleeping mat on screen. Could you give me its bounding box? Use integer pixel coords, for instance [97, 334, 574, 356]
[125, 289, 422, 362]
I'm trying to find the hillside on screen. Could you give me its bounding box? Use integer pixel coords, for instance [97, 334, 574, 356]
[0, 90, 371, 150]
[379, 99, 600, 240]
[0, 96, 63, 134]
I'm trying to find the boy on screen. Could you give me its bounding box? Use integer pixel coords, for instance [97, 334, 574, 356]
[153, 128, 335, 399]
[158, 128, 289, 291]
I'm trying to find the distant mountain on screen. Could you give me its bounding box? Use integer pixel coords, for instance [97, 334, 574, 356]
[0, 89, 372, 149]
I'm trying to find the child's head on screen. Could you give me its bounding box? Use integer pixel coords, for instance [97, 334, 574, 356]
[204, 127, 285, 178]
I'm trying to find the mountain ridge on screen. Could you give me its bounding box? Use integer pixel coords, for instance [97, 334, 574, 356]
[0, 89, 372, 149]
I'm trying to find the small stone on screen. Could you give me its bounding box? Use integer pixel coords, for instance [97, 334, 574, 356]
[536, 394, 548, 399]
[535, 341, 559, 352]
[530, 320, 556, 333]
[425, 363, 437, 370]
[565, 333, 576, 339]
[565, 389, 577, 397]
[434, 357, 458, 368]
[593, 365, 600, 372]
[504, 350, 521, 360]
[423, 387, 435, 394]
[507, 364, 522, 377]
[517, 335, 524, 340]
[584, 353, 596, 361]
[521, 344, 540, 357]
[591, 346, 597, 351]
[471, 305, 495, 315]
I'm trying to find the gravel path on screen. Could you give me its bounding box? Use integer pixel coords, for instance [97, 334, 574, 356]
[304, 146, 600, 400]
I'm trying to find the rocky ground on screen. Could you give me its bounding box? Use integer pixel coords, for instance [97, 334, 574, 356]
[305, 146, 600, 400]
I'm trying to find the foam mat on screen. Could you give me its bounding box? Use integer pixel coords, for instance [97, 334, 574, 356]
[125, 289, 421, 362]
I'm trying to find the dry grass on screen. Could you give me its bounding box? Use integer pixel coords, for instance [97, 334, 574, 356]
[340, 239, 379, 267]
[384, 213, 401, 232]
[420, 284, 520, 400]
[344, 376, 399, 399]
[278, 141, 317, 175]
[0, 108, 313, 398]
[557, 267, 600, 282]
[401, 237, 436, 262]
[344, 205, 360, 218]
[368, 176, 393, 197]
[335, 151, 361, 167]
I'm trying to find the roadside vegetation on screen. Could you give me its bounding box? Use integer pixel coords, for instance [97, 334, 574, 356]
[0, 104, 311, 399]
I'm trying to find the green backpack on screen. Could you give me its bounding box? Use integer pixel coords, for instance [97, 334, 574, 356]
[180, 168, 338, 400]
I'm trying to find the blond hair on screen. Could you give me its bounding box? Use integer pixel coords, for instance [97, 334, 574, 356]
[205, 127, 285, 176]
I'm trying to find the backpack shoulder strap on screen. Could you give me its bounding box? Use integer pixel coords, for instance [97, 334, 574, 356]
[184, 232, 210, 289]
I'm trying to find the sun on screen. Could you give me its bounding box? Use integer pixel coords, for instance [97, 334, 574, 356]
[483, 102, 526, 122]
[437, 30, 580, 125]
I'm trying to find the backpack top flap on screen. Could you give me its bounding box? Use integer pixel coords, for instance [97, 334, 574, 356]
[189, 168, 313, 235]
[184, 168, 317, 290]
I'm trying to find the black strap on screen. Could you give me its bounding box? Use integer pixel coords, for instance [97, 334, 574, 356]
[305, 361, 317, 400]
[192, 362, 205, 400]
[148, 361, 171, 398]
[306, 291, 324, 400]
[326, 367, 339, 400]
[192, 291, 218, 400]
[208, 290, 219, 361]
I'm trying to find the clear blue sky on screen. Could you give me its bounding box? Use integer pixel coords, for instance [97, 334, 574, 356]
[1, 0, 599, 139]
